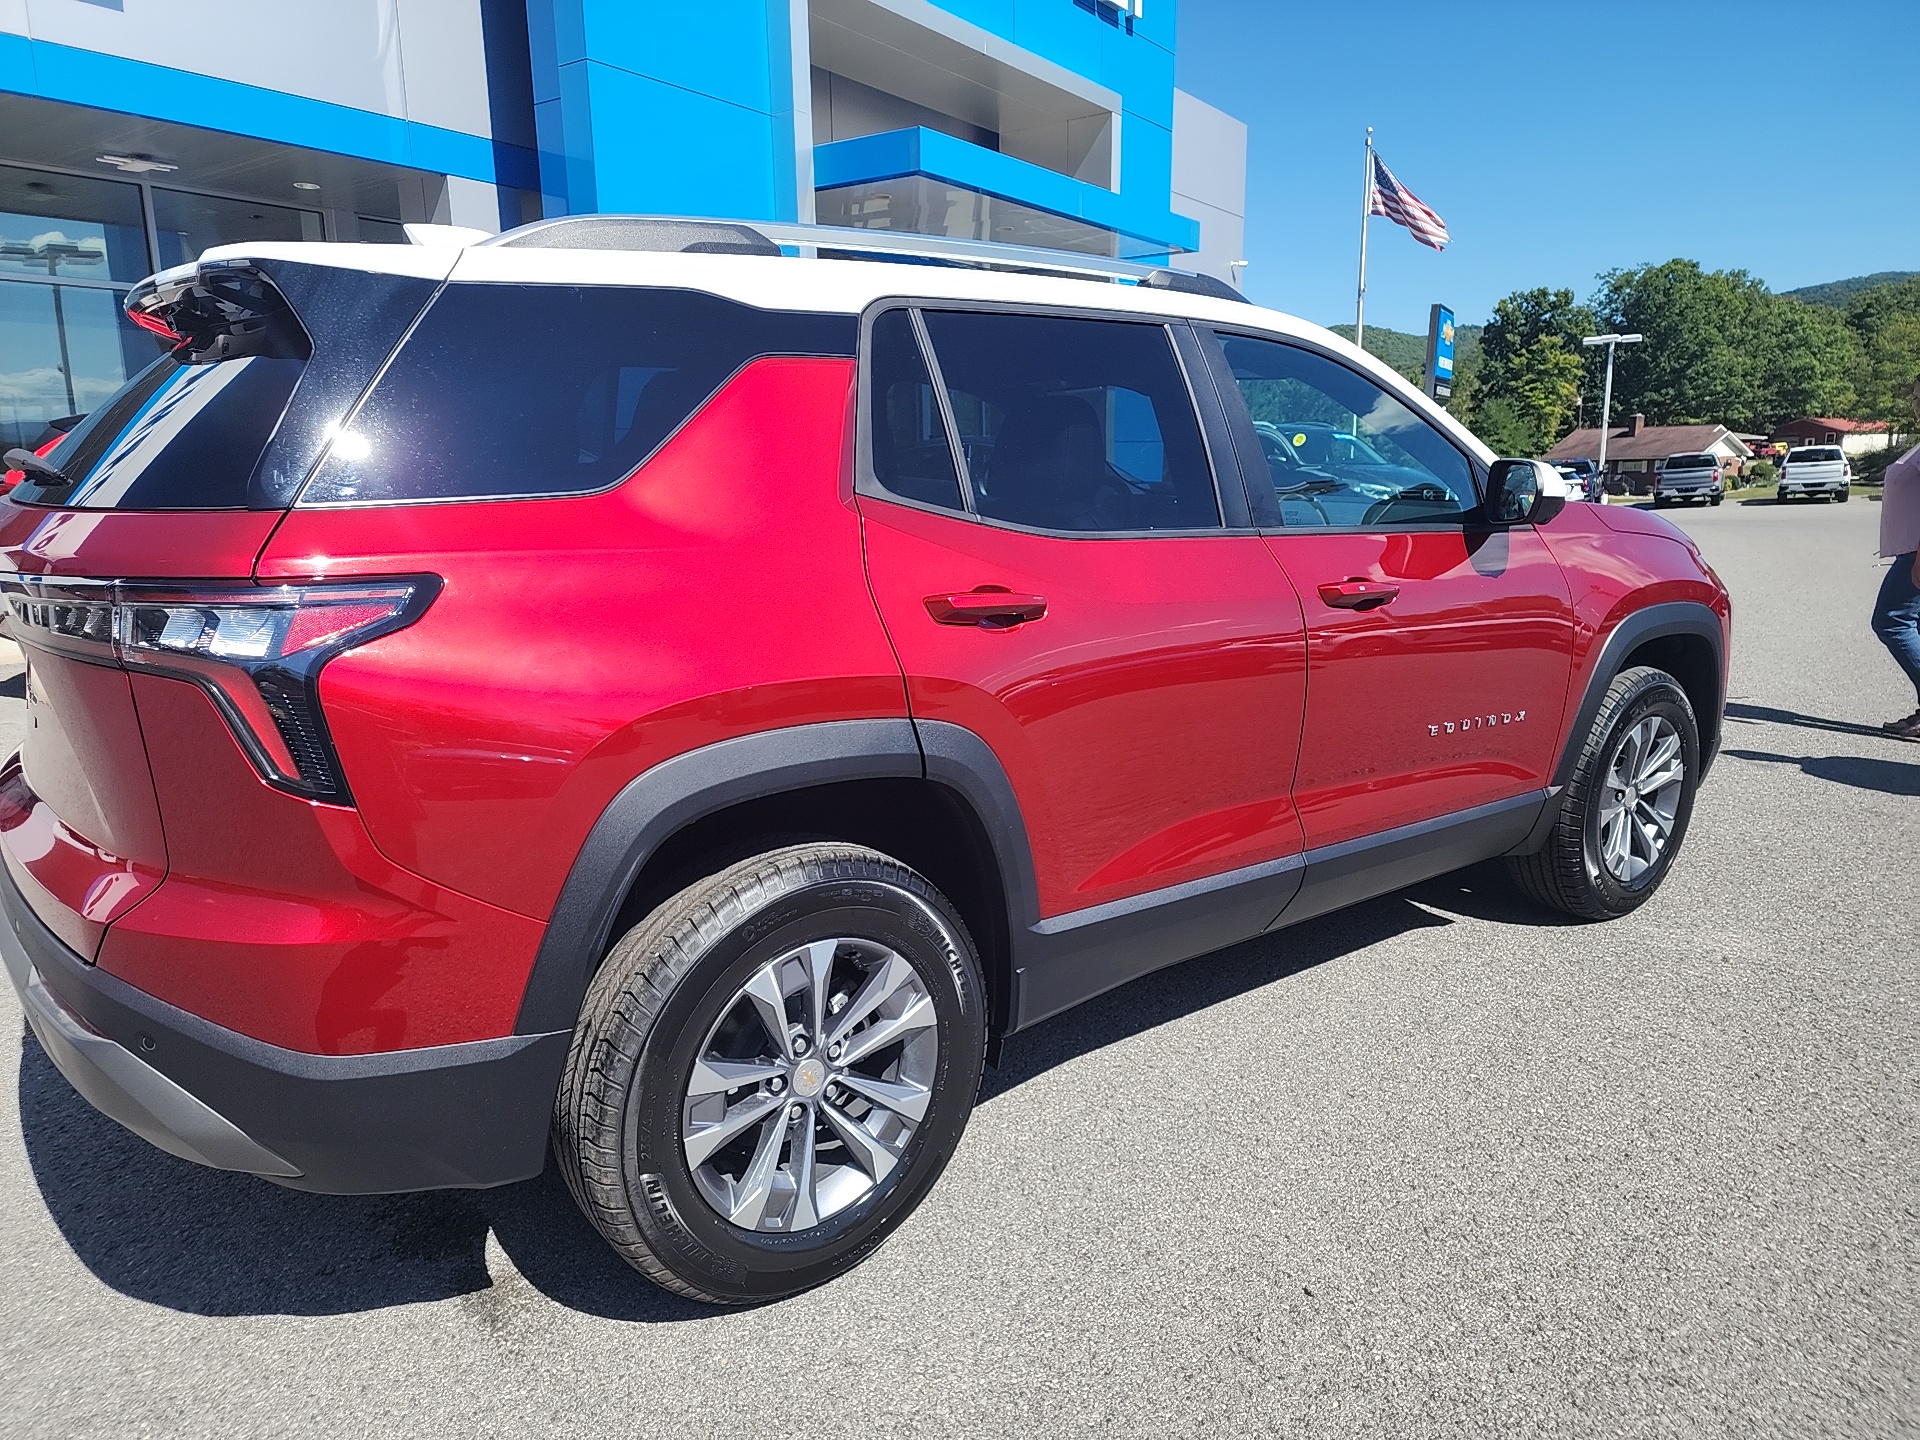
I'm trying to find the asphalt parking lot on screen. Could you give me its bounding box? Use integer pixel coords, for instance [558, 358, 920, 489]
[1, 496, 1915, 1439]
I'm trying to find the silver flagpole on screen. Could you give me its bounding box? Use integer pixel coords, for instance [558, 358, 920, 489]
[1355, 127, 1373, 350]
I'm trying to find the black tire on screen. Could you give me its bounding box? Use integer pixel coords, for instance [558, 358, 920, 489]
[1709, 493, 1722, 506]
[1506, 666, 1700, 920]
[552, 843, 988, 1304]
[1651, 496, 1666, 509]
[1837, 488, 1850, 504]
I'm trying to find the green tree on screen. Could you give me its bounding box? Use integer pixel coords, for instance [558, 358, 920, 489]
[1470, 287, 1593, 454]
[1847, 278, 1920, 446]
[1588, 260, 1859, 434]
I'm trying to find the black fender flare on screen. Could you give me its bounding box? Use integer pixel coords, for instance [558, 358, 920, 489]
[1551, 600, 1726, 789]
[513, 718, 1038, 1036]
[1512, 600, 1726, 857]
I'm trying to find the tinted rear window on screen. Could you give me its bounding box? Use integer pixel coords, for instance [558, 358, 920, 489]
[1788, 447, 1843, 463]
[31, 353, 304, 509]
[7, 261, 438, 511]
[300, 285, 856, 505]
[1665, 454, 1716, 468]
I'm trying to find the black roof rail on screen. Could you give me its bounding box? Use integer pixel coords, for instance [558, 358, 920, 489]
[476, 214, 1249, 302]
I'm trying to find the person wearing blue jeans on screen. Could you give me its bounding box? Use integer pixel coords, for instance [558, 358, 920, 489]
[1875, 377, 1920, 740]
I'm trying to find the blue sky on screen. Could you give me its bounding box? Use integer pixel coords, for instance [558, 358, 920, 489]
[1176, 0, 1920, 333]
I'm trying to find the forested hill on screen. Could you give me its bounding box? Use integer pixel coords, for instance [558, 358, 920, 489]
[1784, 272, 1920, 308]
[1325, 322, 1484, 386]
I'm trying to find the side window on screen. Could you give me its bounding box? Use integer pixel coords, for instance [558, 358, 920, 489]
[1214, 333, 1477, 528]
[301, 285, 855, 505]
[917, 310, 1220, 533]
[866, 309, 964, 511]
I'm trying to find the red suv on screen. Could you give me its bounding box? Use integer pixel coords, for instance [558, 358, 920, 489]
[0, 219, 1729, 1304]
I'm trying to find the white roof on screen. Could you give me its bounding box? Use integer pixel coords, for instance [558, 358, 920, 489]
[198, 239, 1496, 465]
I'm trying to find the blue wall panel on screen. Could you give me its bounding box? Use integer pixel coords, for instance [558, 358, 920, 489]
[578, 2, 774, 115]
[1, 38, 535, 188]
[579, 64, 784, 218]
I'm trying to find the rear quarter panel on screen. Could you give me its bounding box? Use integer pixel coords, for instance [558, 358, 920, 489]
[256, 356, 906, 922]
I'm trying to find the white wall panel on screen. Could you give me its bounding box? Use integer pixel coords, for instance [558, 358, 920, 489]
[395, 0, 492, 136]
[24, 0, 407, 115]
[20, 0, 497, 139]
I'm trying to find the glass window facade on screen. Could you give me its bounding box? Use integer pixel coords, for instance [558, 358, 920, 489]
[0, 166, 336, 452]
[0, 164, 156, 450]
[152, 189, 324, 270]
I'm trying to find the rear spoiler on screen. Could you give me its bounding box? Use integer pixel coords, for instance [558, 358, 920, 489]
[124, 260, 311, 363]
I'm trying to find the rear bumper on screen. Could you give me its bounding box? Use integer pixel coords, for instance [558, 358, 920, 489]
[1, 862, 569, 1194]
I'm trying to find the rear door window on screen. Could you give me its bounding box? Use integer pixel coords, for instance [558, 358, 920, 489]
[866, 309, 965, 511]
[911, 309, 1220, 533]
[300, 285, 856, 505]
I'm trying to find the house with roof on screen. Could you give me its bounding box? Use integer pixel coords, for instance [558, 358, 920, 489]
[1770, 417, 1892, 457]
[1545, 415, 1757, 492]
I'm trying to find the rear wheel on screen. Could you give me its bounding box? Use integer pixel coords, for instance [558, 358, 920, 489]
[1507, 666, 1700, 920]
[553, 843, 988, 1304]
[1837, 488, 1850, 503]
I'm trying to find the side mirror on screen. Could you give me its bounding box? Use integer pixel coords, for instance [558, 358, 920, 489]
[1486, 458, 1571, 526]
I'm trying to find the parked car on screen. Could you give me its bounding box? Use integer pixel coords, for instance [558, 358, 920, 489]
[0, 219, 1730, 1305]
[1553, 456, 1602, 502]
[1553, 460, 1603, 502]
[1652, 452, 1725, 507]
[1776, 445, 1851, 504]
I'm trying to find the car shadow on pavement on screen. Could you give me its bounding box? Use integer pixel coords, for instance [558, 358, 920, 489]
[16, 1022, 710, 1323]
[980, 875, 1570, 1104]
[16, 878, 1564, 1323]
[1723, 701, 1890, 740]
[1721, 748, 1920, 796]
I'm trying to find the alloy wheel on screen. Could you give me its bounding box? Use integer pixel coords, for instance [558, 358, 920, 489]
[1597, 715, 1685, 883]
[680, 938, 939, 1233]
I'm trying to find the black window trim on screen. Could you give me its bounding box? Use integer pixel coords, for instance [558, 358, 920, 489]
[289, 281, 859, 511]
[854, 296, 1251, 541]
[1196, 323, 1500, 536]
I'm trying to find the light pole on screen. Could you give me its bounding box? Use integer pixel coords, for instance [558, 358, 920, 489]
[1581, 332, 1642, 495]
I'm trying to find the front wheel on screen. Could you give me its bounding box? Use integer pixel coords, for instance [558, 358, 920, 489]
[552, 843, 988, 1304]
[1506, 666, 1700, 920]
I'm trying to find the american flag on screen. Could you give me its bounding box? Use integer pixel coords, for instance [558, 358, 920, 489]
[1369, 153, 1451, 251]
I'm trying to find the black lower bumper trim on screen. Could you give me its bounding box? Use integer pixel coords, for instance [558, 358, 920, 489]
[0, 863, 569, 1194]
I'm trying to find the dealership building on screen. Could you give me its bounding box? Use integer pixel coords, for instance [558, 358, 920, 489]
[0, 0, 1248, 451]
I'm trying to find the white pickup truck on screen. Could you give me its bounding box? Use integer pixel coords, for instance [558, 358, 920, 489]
[1776, 445, 1852, 504]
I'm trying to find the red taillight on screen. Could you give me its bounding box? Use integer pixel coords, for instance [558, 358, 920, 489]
[128, 308, 184, 342]
[1, 576, 440, 804]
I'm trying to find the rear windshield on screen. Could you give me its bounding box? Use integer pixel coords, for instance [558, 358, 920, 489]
[8, 260, 439, 511]
[28, 353, 303, 509]
[1664, 454, 1716, 468]
[1788, 447, 1843, 463]
[299, 285, 857, 505]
